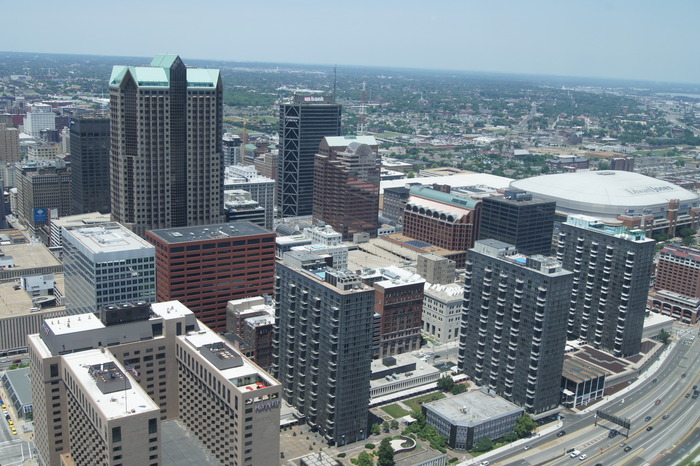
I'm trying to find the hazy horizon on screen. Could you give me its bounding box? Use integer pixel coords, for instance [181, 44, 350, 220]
[2, 0, 698, 85]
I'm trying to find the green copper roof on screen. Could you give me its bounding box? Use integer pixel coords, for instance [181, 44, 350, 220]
[150, 54, 180, 68]
[410, 185, 481, 209]
[109, 55, 219, 89]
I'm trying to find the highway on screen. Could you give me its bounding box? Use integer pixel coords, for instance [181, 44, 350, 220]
[480, 325, 700, 465]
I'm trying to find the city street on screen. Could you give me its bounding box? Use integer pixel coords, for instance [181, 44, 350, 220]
[472, 326, 700, 465]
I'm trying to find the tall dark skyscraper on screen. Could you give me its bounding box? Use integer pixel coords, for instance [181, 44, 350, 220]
[479, 190, 556, 256]
[312, 135, 380, 240]
[458, 240, 573, 414]
[273, 252, 374, 445]
[69, 116, 111, 214]
[556, 215, 655, 357]
[109, 54, 223, 236]
[278, 95, 341, 218]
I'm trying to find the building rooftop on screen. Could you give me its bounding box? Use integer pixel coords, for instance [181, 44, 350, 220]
[564, 215, 652, 242]
[1, 367, 32, 407]
[323, 135, 377, 147]
[62, 349, 158, 420]
[63, 223, 153, 254]
[409, 186, 480, 210]
[51, 212, 112, 230]
[424, 390, 523, 426]
[148, 222, 271, 244]
[381, 173, 512, 195]
[0, 276, 65, 318]
[562, 356, 608, 384]
[182, 332, 278, 392]
[423, 282, 464, 300]
[0, 243, 61, 269]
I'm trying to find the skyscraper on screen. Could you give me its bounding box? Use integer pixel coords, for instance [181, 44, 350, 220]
[69, 116, 111, 214]
[278, 95, 341, 218]
[458, 239, 573, 414]
[109, 55, 223, 236]
[479, 190, 555, 256]
[274, 252, 374, 445]
[313, 136, 380, 241]
[0, 123, 20, 164]
[556, 215, 655, 357]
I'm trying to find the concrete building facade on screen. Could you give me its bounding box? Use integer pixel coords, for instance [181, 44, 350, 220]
[0, 123, 20, 164]
[63, 223, 156, 315]
[28, 301, 282, 466]
[458, 240, 573, 415]
[556, 215, 655, 357]
[274, 253, 374, 445]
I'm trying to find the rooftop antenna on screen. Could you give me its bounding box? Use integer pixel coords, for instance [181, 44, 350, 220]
[333, 65, 337, 102]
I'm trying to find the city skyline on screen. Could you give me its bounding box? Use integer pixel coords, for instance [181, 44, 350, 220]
[1, 0, 699, 85]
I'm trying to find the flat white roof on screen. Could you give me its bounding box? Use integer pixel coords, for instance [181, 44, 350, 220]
[62, 349, 158, 420]
[381, 173, 512, 194]
[151, 300, 195, 320]
[45, 312, 104, 335]
[63, 223, 153, 254]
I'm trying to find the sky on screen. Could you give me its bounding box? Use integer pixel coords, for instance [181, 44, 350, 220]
[3, 0, 699, 84]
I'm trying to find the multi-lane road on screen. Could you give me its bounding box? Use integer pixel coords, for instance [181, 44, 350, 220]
[482, 326, 700, 465]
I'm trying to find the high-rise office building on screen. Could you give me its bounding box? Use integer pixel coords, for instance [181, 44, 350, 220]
[458, 239, 573, 414]
[0, 123, 20, 164]
[69, 116, 111, 214]
[274, 252, 374, 445]
[556, 215, 655, 357]
[28, 301, 282, 466]
[63, 223, 156, 315]
[23, 103, 55, 138]
[146, 222, 276, 332]
[278, 95, 341, 218]
[313, 136, 380, 241]
[15, 160, 71, 234]
[224, 165, 276, 230]
[479, 190, 555, 256]
[109, 54, 223, 236]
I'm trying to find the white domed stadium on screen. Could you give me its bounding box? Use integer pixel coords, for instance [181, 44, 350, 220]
[510, 171, 700, 228]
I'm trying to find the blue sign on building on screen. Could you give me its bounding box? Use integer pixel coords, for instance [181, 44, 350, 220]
[34, 208, 48, 222]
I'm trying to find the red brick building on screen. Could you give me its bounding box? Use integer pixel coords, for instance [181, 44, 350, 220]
[648, 244, 700, 324]
[146, 222, 276, 331]
[312, 135, 380, 241]
[402, 186, 481, 267]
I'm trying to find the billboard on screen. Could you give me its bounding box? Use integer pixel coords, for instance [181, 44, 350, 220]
[34, 208, 48, 223]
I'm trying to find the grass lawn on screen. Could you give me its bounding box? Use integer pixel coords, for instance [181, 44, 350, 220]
[404, 392, 446, 412]
[381, 404, 410, 418]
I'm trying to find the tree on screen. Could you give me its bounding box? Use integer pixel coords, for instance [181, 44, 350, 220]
[503, 431, 518, 443]
[678, 228, 696, 238]
[451, 383, 467, 395]
[683, 235, 695, 246]
[473, 437, 494, 452]
[377, 438, 395, 466]
[390, 420, 399, 430]
[658, 329, 671, 344]
[382, 421, 390, 433]
[356, 451, 374, 466]
[371, 423, 381, 435]
[514, 414, 538, 438]
[437, 375, 455, 392]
